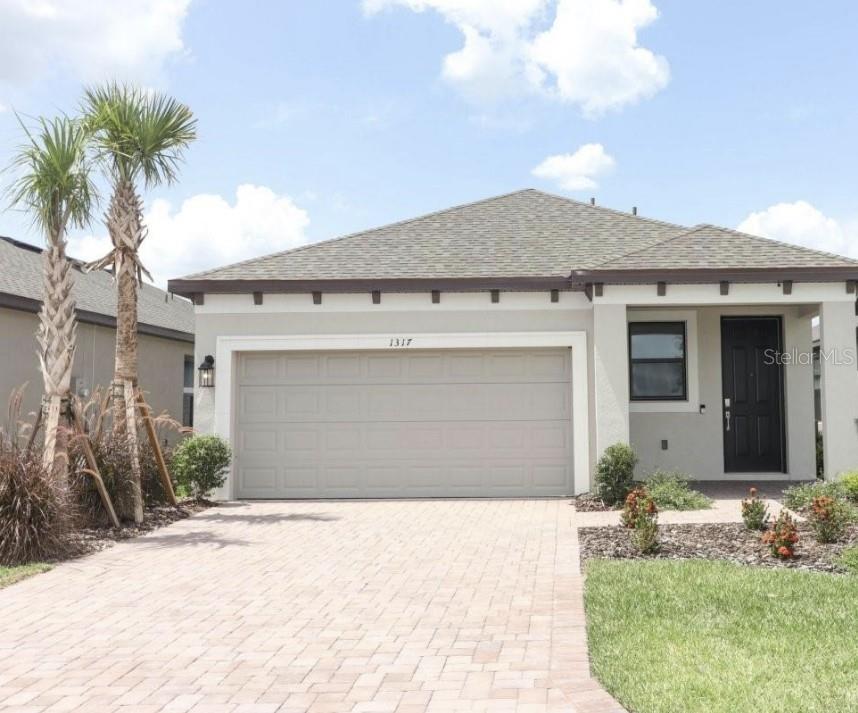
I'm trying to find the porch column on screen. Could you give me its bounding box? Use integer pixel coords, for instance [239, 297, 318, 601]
[593, 303, 630, 457]
[819, 301, 858, 478]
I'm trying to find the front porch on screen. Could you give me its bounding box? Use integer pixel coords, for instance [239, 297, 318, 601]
[590, 282, 858, 483]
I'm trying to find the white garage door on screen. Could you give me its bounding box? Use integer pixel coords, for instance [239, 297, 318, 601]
[235, 349, 573, 498]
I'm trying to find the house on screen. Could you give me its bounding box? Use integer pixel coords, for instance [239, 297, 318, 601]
[0, 236, 196, 429]
[167, 189, 858, 499]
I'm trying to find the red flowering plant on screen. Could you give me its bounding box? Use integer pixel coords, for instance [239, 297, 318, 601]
[809, 495, 849, 544]
[761, 510, 799, 559]
[621, 486, 657, 529]
[621, 486, 659, 554]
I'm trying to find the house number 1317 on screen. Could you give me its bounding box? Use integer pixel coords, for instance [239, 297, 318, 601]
[389, 337, 413, 347]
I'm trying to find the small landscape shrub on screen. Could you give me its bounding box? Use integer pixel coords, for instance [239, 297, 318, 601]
[838, 545, 858, 575]
[809, 496, 850, 544]
[621, 486, 654, 529]
[622, 487, 659, 553]
[645, 470, 711, 511]
[595, 443, 638, 506]
[70, 432, 174, 526]
[740, 487, 769, 531]
[783, 480, 845, 511]
[0, 448, 72, 565]
[172, 435, 231, 500]
[761, 511, 799, 559]
[840, 471, 858, 502]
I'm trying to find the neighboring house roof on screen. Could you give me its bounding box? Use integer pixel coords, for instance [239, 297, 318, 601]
[168, 189, 858, 295]
[0, 236, 194, 341]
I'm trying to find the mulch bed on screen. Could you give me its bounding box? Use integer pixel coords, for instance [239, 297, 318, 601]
[69, 499, 215, 557]
[573, 493, 616, 512]
[580, 522, 858, 574]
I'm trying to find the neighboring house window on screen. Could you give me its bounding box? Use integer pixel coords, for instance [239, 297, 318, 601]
[628, 322, 687, 401]
[182, 355, 194, 427]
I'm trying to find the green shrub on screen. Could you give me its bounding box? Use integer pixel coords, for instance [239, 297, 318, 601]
[838, 545, 858, 575]
[172, 435, 231, 500]
[809, 496, 850, 544]
[0, 448, 72, 565]
[740, 487, 769, 530]
[595, 443, 638, 506]
[783, 480, 845, 511]
[840, 471, 858, 502]
[645, 470, 711, 510]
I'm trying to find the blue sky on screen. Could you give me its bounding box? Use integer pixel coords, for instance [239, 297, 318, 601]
[1, 0, 856, 285]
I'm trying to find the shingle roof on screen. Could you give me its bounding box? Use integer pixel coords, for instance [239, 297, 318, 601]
[590, 224, 858, 270]
[169, 188, 858, 292]
[0, 236, 194, 337]
[178, 189, 685, 281]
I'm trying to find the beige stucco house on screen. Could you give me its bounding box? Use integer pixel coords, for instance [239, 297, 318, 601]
[0, 236, 195, 429]
[168, 189, 858, 499]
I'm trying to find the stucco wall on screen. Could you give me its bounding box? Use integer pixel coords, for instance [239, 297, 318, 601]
[191, 290, 829, 492]
[630, 305, 816, 481]
[191, 291, 599, 483]
[0, 306, 193, 433]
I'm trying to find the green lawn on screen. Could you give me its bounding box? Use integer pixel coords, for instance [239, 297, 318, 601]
[0, 563, 52, 589]
[585, 559, 858, 713]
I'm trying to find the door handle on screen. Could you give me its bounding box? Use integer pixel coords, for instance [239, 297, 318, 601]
[725, 410, 731, 432]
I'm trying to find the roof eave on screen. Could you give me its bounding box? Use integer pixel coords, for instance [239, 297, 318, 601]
[572, 266, 858, 285]
[0, 291, 194, 343]
[167, 276, 578, 298]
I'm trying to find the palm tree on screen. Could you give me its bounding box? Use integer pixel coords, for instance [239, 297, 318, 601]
[83, 84, 196, 522]
[6, 116, 96, 483]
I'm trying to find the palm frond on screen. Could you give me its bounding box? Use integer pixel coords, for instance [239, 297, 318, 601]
[4, 114, 97, 237]
[82, 82, 197, 189]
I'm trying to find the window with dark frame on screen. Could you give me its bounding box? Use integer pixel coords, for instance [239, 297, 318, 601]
[182, 355, 194, 427]
[629, 321, 688, 401]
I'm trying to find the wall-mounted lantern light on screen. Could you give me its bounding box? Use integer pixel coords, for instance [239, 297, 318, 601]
[198, 355, 215, 388]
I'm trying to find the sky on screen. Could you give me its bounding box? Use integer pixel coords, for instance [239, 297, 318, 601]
[0, 0, 856, 287]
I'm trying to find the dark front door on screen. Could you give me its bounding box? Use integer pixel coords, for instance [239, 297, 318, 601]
[721, 317, 786, 473]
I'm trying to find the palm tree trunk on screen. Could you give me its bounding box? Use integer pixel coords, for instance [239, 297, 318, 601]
[107, 178, 144, 523]
[38, 232, 76, 485]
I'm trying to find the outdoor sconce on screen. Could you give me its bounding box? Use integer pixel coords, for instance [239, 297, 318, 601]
[198, 355, 215, 388]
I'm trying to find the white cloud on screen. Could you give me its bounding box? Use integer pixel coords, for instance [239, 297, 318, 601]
[737, 201, 858, 259]
[363, 0, 669, 116]
[0, 103, 7, 113]
[531, 143, 615, 191]
[0, 0, 191, 85]
[69, 185, 311, 287]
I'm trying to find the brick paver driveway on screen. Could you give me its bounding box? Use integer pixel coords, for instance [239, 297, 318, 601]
[0, 500, 622, 713]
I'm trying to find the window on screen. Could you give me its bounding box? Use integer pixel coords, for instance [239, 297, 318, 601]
[629, 322, 687, 401]
[182, 355, 194, 427]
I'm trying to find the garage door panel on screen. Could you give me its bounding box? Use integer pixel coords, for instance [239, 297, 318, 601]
[236, 349, 573, 498]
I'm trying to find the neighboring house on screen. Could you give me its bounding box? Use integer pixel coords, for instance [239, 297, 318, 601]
[0, 236, 195, 431]
[168, 189, 858, 499]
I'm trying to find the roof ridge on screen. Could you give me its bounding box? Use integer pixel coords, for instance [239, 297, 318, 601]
[179, 188, 541, 280]
[524, 188, 689, 232]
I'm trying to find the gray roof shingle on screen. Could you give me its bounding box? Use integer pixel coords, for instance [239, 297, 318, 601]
[171, 189, 858, 289]
[590, 224, 858, 270]
[178, 189, 685, 281]
[0, 237, 194, 336]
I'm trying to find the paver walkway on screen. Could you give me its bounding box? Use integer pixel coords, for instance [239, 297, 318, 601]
[0, 500, 623, 713]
